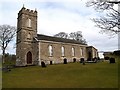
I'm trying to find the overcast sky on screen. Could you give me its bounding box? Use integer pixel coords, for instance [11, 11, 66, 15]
[0, 0, 118, 55]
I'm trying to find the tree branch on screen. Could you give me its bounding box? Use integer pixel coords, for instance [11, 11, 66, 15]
[0, 24, 16, 63]
[86, 0, 120, 36]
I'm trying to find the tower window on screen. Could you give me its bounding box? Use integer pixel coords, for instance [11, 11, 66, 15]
[26, 18, 31, 27]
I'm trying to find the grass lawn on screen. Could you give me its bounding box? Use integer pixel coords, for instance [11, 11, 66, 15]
[2, 56, 119, 88]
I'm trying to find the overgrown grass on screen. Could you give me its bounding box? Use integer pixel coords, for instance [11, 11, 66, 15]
[2, 57, 119, 88]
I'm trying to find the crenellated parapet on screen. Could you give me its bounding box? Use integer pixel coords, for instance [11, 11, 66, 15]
[18, 6, 37, 17]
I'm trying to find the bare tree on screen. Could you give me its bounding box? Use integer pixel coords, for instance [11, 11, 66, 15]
[0, 25, 16, 63]
[69, 31, 87, 44]
[54, 31, 87, 44]
[86, 0, 120, 36]
[54, 32, 68, 39]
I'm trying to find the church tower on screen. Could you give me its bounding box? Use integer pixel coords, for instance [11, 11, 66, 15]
[16, 6, 38, 66]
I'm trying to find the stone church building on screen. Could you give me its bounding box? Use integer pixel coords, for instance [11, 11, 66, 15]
[16, 7, 98, 66]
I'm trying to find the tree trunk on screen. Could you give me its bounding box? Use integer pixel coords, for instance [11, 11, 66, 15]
[2, 49, 5, 64]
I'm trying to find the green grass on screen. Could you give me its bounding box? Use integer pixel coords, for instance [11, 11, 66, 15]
[2, 57, 119, 88]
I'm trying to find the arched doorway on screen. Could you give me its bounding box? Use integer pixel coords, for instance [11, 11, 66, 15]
[27, 51, 32, 64]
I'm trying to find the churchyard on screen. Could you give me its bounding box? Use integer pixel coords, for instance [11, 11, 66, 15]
[2, 55, 119, 88]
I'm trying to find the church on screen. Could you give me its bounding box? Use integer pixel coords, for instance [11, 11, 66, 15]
[16, 7, 98, 66]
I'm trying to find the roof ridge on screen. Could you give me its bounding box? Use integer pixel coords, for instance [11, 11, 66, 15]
[37, 34, 87, 45]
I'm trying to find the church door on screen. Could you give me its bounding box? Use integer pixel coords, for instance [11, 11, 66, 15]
[27, 51, 32, 64]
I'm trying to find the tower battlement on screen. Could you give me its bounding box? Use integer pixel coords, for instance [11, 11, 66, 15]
[18, 6, 37, 17]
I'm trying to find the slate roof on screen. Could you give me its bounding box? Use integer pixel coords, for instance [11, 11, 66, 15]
[37, 34, 87, 45]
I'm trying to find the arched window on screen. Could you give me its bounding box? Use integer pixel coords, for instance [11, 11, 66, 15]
[80, 48, 84, 56]
[61, 46, 65, 56]
[72, 47, 75, 56]
[49, 45, 53, 56]
[26, 18, 31, 27]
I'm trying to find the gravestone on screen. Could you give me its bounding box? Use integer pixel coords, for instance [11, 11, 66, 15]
[73, 58, 76, 63]
[64, 58, 67, 64]
[97, 57, 100, 60]
[80, 58, 84, 63]
[109, 58, 115, 63]
[80, 58, 85, 65]
[2, 66, 11, 72]
[93, 57, 97, 63]
[41, 61, 46, 67]
[83, 61, 85, 65]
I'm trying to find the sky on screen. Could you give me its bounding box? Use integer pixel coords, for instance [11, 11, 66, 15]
[0, 0, 119, 57]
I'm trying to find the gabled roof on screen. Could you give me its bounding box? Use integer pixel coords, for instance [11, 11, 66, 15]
[87, 46, 97, 50]
[36, 34, 87, 45]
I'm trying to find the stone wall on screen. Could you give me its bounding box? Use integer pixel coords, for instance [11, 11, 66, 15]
[39, 40, 88, 64]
